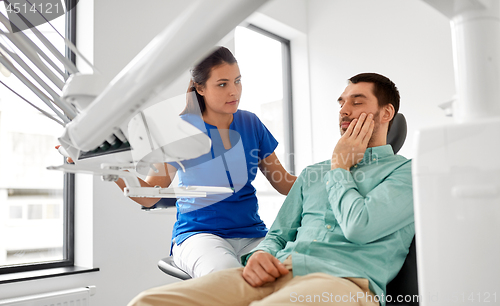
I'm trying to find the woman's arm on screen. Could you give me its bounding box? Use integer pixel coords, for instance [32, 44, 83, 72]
[115, 162, 177, 208]
[258, 152, 297, 195]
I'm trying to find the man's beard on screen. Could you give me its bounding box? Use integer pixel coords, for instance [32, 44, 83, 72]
[339, 111, 380, 145]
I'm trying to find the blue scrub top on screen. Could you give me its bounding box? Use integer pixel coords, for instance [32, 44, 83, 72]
[169, 110, 278, 247]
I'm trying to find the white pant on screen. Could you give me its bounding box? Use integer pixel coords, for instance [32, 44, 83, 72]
[172, 233, 264, 278]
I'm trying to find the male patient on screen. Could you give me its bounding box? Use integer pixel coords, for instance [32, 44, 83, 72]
[128, 73, 414, 306]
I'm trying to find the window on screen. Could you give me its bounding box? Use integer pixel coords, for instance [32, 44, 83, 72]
[0, 0, 76, 275]
[235, 25, 294, 226]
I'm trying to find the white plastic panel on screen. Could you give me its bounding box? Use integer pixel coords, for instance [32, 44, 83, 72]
[413, 119, 500, 306]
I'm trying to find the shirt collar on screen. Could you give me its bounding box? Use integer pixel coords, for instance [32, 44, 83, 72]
[359, 144, 394, 166]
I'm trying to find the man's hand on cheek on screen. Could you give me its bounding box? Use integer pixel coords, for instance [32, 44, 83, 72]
[331, 113, 374, 170]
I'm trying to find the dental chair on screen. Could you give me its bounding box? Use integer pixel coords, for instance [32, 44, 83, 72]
[386, 237, 419, 306]
[158, 254, 191, 280]
[158, 114, 417, 304]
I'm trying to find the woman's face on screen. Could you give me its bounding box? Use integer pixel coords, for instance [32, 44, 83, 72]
[197, 63, 242, 116]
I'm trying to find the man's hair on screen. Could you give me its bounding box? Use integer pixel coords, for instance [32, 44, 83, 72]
[348, 73, 400, 131]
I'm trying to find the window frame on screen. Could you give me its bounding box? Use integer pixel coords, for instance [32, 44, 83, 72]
[0, 0, 77, 276]
[243, 24, 295, 174]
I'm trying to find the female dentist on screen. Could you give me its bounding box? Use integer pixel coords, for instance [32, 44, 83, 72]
[118, 46, 296, 278]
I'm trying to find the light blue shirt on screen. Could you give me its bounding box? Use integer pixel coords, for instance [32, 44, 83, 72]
[242, 145, 414, 305]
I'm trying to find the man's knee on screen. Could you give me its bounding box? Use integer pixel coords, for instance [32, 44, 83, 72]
[128, 289, 160, 306]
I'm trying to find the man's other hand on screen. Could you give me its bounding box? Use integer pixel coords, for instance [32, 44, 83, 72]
[242, 251, 289, 287]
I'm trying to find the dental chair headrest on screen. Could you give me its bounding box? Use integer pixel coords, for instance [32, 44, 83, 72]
[387, 113, 407, 154]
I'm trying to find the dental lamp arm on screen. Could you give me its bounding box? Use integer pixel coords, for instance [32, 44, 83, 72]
[114, 162, 177, 208]
[64, 0, 269, 152]
[48, 163, 233, 206]
[3, 0, 261, 202]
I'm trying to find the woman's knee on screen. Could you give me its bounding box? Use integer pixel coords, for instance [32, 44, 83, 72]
[193, 255, 241, 277]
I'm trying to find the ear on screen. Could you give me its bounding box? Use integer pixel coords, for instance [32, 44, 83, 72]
[195, 83, 205, 96]
[381, 104, 395, 123]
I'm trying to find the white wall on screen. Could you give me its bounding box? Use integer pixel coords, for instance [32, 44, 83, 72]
[307, 0, 456, 161]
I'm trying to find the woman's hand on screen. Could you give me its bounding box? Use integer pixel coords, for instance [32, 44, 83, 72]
[55, 145, 74, 163]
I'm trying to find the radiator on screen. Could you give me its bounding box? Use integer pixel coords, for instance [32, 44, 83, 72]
[0, 286, 96, 306]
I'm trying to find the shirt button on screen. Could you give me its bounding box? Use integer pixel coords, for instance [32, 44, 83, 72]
[354, 165, 358, 168]
[326, 181, 329, 185]
[313, 239, 317, 242]
[373, 158, 376, 161]
[326, 224, 331, 229]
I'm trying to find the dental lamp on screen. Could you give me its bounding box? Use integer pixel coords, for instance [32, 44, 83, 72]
[0, 0, 269, 198]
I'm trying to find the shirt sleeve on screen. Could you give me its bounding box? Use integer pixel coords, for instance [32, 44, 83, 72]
[166, 161, 181, 170]
[323, 161, 414, 245]
[241, 168, 305, 265]
[253, 113, 278, 160]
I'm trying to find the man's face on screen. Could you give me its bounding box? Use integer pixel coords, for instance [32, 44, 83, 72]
[337, 82, 381, 136]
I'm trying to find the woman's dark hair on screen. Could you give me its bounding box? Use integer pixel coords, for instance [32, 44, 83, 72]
[181, 46, 237, 115]
[348, 72, 400, 132]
